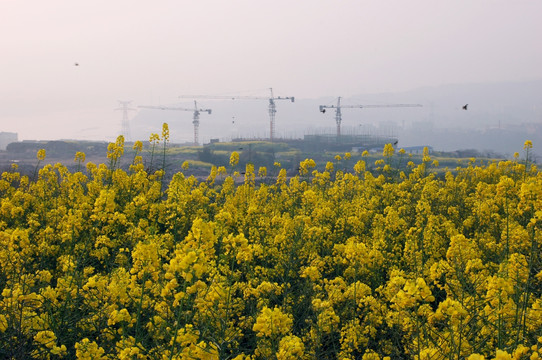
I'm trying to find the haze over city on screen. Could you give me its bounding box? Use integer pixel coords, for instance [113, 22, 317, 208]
[1, 1, 541, 155]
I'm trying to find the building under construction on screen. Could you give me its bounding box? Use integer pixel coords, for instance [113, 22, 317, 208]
[291, 96, 420, 152]
[230, 123, 399, 152]
[301, 133, 398, 152]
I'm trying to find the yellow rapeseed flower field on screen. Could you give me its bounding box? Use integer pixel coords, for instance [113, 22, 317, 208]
[0, 133, 541, 359]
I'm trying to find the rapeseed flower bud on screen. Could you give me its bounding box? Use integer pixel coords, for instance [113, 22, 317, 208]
[36, 149, 46, 161]
[383, 143, 394, 157]
[276, 168, 287, 184]
[133, 140, 143, 152]
[253, 306, 292, 338]
[75, 338, 106, 360]
[244, 163, 255, 184]
[339, 319, 368, 357]
[362, 350, 381, 360]
[74, 151, 86, 163]
[107, 308, 132, 326]
[107, 136, 125, 163]
[494, 350, 511, 360]
[162, 122, 170, 142]
[354, 160, 365, 174]
[276, 335, 304, 360]
[34, 330, 57, 348]
[0, 314, 7, 332]
[33, 330, 67, 357]
[301, 265, 320, 281]
[417, 348, 439, 359]
[115, 135, 125, 150]
[149, 133, 160, 143]
[422, 147, 431, 162]
[299, 158, 316, 175]
[316, 304, 340, 333]
[467, 354, 485, 360]
[230, 151, 239, 167]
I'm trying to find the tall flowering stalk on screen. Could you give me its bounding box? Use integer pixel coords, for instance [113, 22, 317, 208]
[107, 135, 125, 171]
[523, 140, 533, 181]
[74, 151, 86, 173]
[161, 123, 170, 174]
[148, 133, 160, 172]
[229, 151, 239, 175]
[130, 141, 144, 173]
[33, 148, 46, 182]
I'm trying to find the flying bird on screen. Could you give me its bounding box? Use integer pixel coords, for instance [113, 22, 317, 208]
[74, 62, 79, 66]
[462, 104, 468, 110]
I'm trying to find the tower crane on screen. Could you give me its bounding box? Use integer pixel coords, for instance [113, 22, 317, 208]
[319, 97, 423, 137]
[180, 88, 294, 141]
[115, 100, 137, 142]
[138, 101, 212, 145]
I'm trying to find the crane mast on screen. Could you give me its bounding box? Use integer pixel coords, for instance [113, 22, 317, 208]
[319, 97, 422, 137]
[180, 88, 294, 141]
[138, 101, 212, 145]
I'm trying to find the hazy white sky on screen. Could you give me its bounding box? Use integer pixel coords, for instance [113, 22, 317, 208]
[1, 0, 541, 141]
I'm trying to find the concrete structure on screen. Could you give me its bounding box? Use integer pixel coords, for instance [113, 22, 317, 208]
[0, 132, 18, 151]
[302, 133, 397, 152]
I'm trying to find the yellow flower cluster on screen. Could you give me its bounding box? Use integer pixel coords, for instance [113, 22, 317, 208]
[0, 141, 541, 358]
[229, 151, 239, 167]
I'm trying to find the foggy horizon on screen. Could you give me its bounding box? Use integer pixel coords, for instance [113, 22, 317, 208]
[1, 1, 541, 154]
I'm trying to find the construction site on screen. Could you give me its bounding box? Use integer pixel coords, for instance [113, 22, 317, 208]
[1, 89, 425, 176]
[128, 89, 422, 151]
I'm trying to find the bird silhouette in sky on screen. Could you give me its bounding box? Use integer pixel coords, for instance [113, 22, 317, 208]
[462, 104, 468, 110]
[74, 62, 79, 66]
